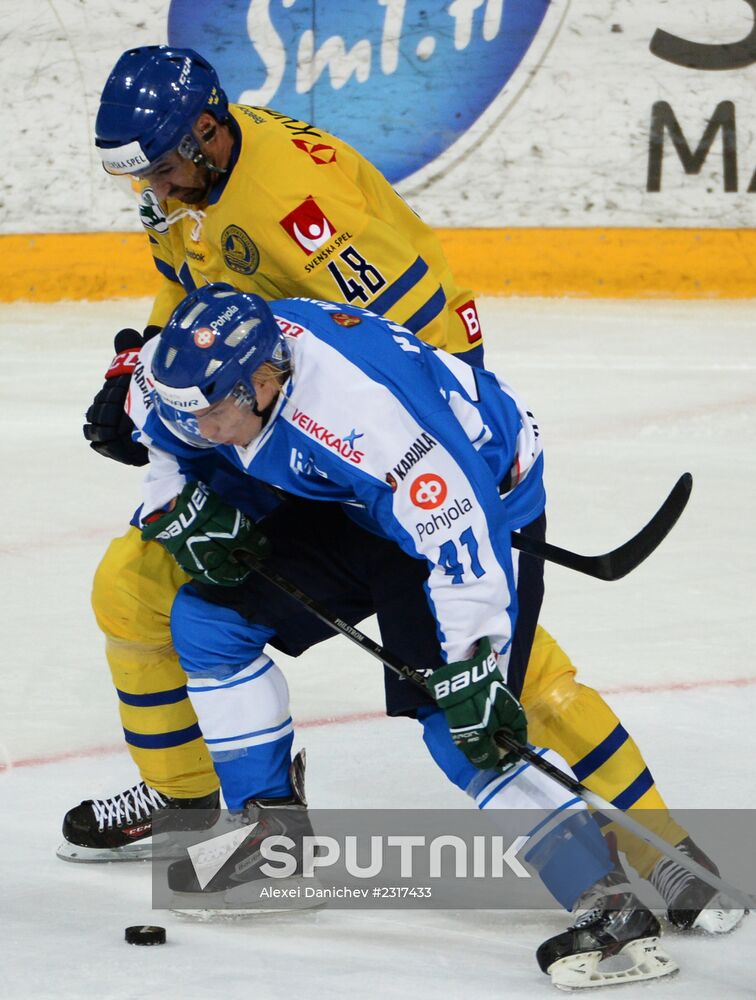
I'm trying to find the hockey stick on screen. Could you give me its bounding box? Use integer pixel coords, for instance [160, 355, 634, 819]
[255, 474, 691, 583]
[238, 552, 754, 911]
[511, 473, 693, 580]
[492, 734, 755, 911]
[238, 556, 424, 680]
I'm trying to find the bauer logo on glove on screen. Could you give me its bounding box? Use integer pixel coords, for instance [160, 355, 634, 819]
[429, 637, 527, 771]
[141, 480, 270, 587]
[153, 483, 212, 540]
[431, 645, 499, 700]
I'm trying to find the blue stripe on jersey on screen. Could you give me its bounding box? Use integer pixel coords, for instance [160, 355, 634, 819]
[178, 262, 197, 292]
[612, 767, 655, 809]
[123, 722, 203, 750]
[403, 286, 446, 334]
[186, 659, 274, 693]
[477, 747, 550, 808]
[204, 716, 293, 745]
[572, 724, 630, 781]
[478, 763, 530, 808]
[117, 685, 188, 707]
[154, 257, 179, 283]
[369, 257, 429, 316]
[211, 731, 294, 809]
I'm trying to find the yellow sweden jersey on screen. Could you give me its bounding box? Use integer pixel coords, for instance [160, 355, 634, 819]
[139, 106, 483, 355]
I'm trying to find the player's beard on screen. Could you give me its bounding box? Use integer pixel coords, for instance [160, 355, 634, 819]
[176, 183, 210, 204]
[175, 165, 213, 204]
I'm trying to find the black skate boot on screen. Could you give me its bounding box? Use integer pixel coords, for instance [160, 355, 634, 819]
[648, 836, 746, 934]
[57, 781, 220, 863]
[166, 750, 322, 912]
[537, 862, 678, 989]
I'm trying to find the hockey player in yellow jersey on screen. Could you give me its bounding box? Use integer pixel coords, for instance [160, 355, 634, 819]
[138, 102, 479, 356]
[62, 44, 741, 937]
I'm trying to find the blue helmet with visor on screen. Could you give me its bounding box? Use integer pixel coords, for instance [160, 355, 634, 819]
[95, 46, 228, 177]
[150, 284, 291, 448]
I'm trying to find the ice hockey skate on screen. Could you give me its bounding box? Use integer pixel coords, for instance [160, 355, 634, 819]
[648, 836, 747, 934]
[57, 781, 220, 862]
[165, 750, 323, 913]
[536, 861, 678, 990]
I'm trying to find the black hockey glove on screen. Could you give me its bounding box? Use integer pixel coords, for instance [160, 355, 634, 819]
[427, 638, 527, 770]
[141, 481, 271, 587]
[83, 325, 160, 466]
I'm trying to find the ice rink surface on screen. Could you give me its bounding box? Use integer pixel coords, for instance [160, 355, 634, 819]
[1, 296, 755, 999]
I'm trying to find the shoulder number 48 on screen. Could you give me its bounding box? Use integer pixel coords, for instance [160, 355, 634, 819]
[327, 246, 386, 303]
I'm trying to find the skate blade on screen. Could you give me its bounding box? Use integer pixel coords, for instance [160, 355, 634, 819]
[56, 839, 152, 863]
[691, 896, 747, 935]
[172, 905, 323, 923]
[168, 878, 325, 919]
[224, 875, 326, 912]
[548, 937, 679, 990]
[168, 888, 227, 916]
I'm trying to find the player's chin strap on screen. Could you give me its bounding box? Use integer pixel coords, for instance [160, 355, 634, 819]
[178, 130, 228, 175]
[251, 395, 281, 428]
[228, 383, 277, 428]
[162, 129, 229, 242]
[164, 207, 206, 242]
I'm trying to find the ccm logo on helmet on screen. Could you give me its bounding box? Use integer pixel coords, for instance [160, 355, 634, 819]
[179, 57, 192, 85]
[432, 648, 498, 699]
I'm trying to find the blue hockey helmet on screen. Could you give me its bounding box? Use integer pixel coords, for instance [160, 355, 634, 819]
[150, 284, 291, 447]
[95, 46, 228, 176]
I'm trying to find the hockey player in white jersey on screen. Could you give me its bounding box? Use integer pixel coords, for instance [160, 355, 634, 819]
[133, 283, 686, 987]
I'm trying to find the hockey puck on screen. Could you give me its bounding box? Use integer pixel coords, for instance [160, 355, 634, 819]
[125, 925, 166, 946]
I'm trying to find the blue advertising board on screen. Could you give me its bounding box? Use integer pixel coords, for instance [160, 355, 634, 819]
[168, 0, 554, 183]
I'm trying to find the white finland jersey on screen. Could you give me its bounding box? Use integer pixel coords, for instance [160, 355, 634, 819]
[140, 298, 545, 669]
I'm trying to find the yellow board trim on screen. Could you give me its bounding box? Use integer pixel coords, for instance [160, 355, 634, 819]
[4, 229, 756, 301]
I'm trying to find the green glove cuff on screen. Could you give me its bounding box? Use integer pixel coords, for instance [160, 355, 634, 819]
[142, 481, 269, 586]
[141, 482, 222, 543]
[428, 638, 527, 770]
[428, 637, 500, 706]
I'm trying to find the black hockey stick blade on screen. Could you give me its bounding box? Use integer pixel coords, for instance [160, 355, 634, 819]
[511, 473, 693, 581]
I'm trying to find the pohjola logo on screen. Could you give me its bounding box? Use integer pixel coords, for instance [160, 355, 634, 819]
[168, 0, 557, 183]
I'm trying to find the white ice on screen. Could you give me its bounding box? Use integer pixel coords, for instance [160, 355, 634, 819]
[1, 296, 754, 999]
